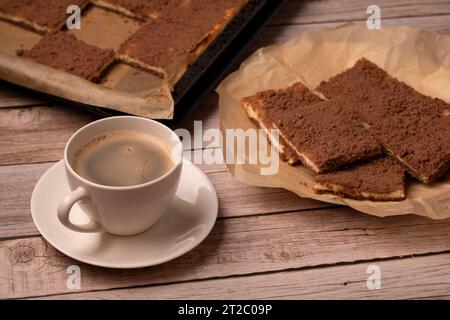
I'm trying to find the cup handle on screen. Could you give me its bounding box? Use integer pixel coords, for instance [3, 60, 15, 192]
[57, 187, 103, 233]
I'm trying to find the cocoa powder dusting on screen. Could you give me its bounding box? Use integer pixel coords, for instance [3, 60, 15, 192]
[22, 31, 115, 81]
[316, 58, 450, 182]
[316, 156, 405, 195]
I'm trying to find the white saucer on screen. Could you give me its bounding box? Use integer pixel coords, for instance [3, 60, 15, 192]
[31, 159, 218, 269]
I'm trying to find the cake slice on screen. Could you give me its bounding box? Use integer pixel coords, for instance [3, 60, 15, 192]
[316, 58, 450, 124]
[241, 83, 322, 164]
[118, 18, 199, 84]
[0, 0, 89, 34]
[314, 156, 406, 201]
[22, 31, 115, 82]
[119, 0, 246, 84]
[241, 83, 383, 171]
[316, 58, 450, 183]
[369, 103, 450, 183]
[159, 0, 245, 48]
[91, 0, 171, 20]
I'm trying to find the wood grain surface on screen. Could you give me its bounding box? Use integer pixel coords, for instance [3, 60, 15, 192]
[38, 253, 450, 300]
[0, 0, 449, 300]
[2, 207, 450, 299]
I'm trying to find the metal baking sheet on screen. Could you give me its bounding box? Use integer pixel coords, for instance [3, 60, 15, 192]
[46, 0, 288, 124]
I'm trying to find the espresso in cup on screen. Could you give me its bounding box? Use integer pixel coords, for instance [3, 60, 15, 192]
[71, 130, 173, 187]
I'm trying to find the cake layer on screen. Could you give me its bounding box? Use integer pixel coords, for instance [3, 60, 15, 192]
[22, 31, 115, 82]
[0, 0, 89, 34]
[314, 156, 406, 201]
[241, 83, 320, 165]
[276, 96, 382, 173]
[241, 83, 382, 172]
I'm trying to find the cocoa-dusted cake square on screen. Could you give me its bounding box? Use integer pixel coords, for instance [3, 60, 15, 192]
[0, 0, 89, 34]
[119, 0, 245, 84]
[275, 96, 382, 173]
[314, 156, 406, 201]
[91, 0, 171, 20]
[316, 58, 450, 183]
[118, 18, 200, 83]
[241, 83, 383, 172]
[241, 82, 323, 165]
[22, 31, 115, 82]
[369, 102, 450, 183]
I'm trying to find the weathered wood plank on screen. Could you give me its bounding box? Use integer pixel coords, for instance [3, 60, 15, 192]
[1, 207, 450, 299]
[272, 0, 450, 26]
[0, 162, 53, 238]
[0, 161, 329, 239]
[44, 253, 450, 300]
[254, 14, 450, 50]
[0, 105, 98, 166]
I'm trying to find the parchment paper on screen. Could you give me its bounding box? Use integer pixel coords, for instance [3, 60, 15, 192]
[217, 24, 450, 219]
[0, 7, 173, 119]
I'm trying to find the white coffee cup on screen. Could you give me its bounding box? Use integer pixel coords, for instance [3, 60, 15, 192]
[57, 116, 183, 236]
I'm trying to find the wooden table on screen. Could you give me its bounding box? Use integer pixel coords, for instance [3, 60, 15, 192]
[1, 0, 450, 300]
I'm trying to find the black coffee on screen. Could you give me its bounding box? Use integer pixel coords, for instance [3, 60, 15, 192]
[72, 131, 173, 186]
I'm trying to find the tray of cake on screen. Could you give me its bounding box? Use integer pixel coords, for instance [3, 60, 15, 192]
[0, 0, 285, 120]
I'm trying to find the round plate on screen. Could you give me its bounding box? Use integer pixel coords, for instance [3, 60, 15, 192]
[31, 159, 218, 268]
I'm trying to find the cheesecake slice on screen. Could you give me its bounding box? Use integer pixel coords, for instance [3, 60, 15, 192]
[118, 18, 198, 84]
[119, 0, 246, 85]
[241, 83, 321, 165]
[316, 58, 450, 183]
[314, 156, 406, 201]
[22, 31, 115, 82]
[241, 83, 382, 171]
[159, 0, 245, 47]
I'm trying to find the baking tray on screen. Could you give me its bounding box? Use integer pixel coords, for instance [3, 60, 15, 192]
[26, 0, 288, 124]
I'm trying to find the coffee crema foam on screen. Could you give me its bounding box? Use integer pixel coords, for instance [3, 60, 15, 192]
[71, 131, 174, 187]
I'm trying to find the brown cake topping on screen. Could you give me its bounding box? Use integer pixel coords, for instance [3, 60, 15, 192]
[0, 0, 89, 34]
[316, 58, 450, 183]
[314, 156, 406, 201]
[119, 0, 244, 83]
[241, 83, 322, 164]
[242, 83, 383, 172]
[159, 0, 244, 40]
[119, 18, 201, 81]
[370, 104, 450, 183]
[22, 31, 115, 82]
[276, 96, 382, 173]
[91, 0, 171, 20]
[316, 58, 450, 125]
